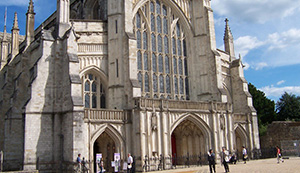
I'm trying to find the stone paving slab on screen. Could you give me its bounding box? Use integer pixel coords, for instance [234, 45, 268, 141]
[150, 157, 300, 173]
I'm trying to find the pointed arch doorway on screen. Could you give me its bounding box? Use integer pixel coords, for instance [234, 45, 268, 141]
[94, 132, 116, 172]
[235, 126, 248, 156]
[171, 119, 206, 165]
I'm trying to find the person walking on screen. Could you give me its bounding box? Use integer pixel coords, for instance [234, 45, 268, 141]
[221, 147, 230, 173]
[242, 146, 248, 164]
[127, 153, 133, 173]
[76, 154, 82, 172]
[276, 146, 284, 163]
[98, 158, 104, 173]
[207, 149, 216, 173]
[81, 157, 88, 173]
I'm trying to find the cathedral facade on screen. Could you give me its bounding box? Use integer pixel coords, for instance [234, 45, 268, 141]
[0, 0, 260, 172]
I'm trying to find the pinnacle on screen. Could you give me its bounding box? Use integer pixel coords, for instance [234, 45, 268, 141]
[12, 12, 19, 30]
[27, 0, 35, 14]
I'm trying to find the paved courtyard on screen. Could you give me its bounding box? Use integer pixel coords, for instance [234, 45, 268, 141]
[150, 157, 300, 173]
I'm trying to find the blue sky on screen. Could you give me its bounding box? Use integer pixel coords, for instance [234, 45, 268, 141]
[1, 0, 300, 103]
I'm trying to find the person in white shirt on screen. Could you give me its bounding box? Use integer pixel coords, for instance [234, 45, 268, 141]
[127, 153, 133, 173]
[242, 146, 248, 164]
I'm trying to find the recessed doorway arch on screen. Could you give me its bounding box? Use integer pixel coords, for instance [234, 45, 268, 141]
[90, 124, 125, 173]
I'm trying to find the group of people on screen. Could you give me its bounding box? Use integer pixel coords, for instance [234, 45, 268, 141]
[76, 154, 89, 172]
[76, 153, 133, 173]
[207, 146, 248, 173]
[207, 146, 284, 173]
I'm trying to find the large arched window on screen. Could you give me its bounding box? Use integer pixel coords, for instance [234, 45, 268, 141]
[135, 0, 189, 100]
[83, 74, 106, 109]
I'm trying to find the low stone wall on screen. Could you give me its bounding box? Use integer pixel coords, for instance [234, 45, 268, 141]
[260, 121, 300, 156]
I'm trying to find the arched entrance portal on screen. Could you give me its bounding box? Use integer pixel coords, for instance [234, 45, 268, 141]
[94, 132, 116, 172]
[235, 126, 248, 156]
[171, 120, 206, 165]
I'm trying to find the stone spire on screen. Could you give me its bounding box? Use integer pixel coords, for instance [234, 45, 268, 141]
[223, 18, 235, 58]
[11, 12, 20, 58]
[1, 8, 9, 69]
[3, 7, 7, 41]
[26, 0, 35, 46]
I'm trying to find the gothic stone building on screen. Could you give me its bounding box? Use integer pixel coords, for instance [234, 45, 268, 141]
[0, 0, 260, 172]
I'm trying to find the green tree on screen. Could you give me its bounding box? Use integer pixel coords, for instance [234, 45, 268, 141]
[276, 92, 300, 121]
[248, 83, 276, 125]
[248, 83, 276, 136]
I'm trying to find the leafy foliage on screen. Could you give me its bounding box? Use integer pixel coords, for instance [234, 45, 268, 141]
[276, 92, 300, 121]
[248, 83, 276, 125]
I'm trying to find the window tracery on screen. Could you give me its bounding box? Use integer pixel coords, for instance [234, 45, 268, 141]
[135, 0, 189, 100]
[83, 74, 106, 109]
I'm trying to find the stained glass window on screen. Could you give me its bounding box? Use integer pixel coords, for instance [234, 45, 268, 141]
[143, 32, 148, 50]
[144, 52, 148, 70]
[163, 17, 168, 34]
[150, 1, 155, 12]
[85, 95, 90, 108]
[92, 82, 97, 92]
[152, 34, 156, 51]
[138, 72, 143, 91]
[174, 77, 178, 94]
[134, 0, 189, 99]
[136, 13, 141, 29]
[163, 5, 167, 16]
[164, 36, 169, 53]
[145, 73, 149, 92]
[92, 94, 97, 108]
[85, 81, 90, 91]
[165, 56, 170, 73]
[157, 16, 162, 33]
[179, 58, 183, 75]
[152, 53, 157, 72]
[177, 39, 182, 56]
[137, 51, 142, 70]
[158, 35, 162, 52]
[172, 38, 176, 54]
[137, 31, 141, 49]
[159, 75, 164, 93]
[153, 74, 158, 92]
[184, 58, 188, 75]
[180, 77, 184, 94]
[159, 55, 163, 72]
[83, 74, 106, 108]
[166, 75, 171, 93]
[151, 14, 155, 31]
[173, 57, 177, 74]
[156, 0, 161, 14]
[176, 23, 180, 37]
[183, 39, 187, 56]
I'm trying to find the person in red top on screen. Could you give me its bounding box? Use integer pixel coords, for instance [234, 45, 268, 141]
[276, 146, 284, 163]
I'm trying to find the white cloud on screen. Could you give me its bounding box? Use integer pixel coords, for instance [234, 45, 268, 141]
[243, 62, 250, 70]
[254, 62, 268, 70]
[234, 36, 265, 57]
[267, 28, 300, 50]
[260, 85, 300, 98]
[0, 0, 28, 6]
[277, 80, 285, 85]
[211, 0, 300, 24]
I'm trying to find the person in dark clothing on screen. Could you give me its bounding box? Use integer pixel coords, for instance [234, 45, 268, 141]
[229, 153, 237, 164]
[221, 147, 230, 173]
[207, 149, 216, 173]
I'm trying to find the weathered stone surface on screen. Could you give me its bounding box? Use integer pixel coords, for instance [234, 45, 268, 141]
[0, 0, 259, 172]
